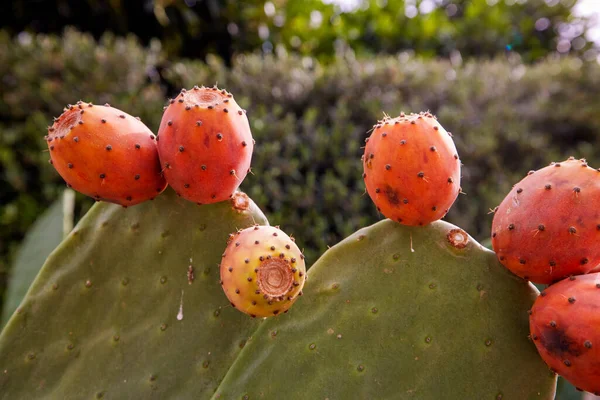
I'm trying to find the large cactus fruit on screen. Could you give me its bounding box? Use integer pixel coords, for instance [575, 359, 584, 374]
[46, 101, 167, 206]
[0, 189, 267, 399]
[530, 273, 600, 395]
[362, 112, 460, 226]
[220, 225, 306, 318]
[213, 220, 557, 399]
[491, 158, 600, 283]
[157, 86, 253, 204]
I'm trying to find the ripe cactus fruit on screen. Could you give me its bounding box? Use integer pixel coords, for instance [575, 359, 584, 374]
[0, 188, 268, 398]
[529, 273, 600, 395]
[214, 220, 556, 399]
[491, 157, 600, 283]
[45, 101, 167, 206]
[220, 225, 306, 318]
[157, 86, 253, 204]
[362, 112, 461, 226]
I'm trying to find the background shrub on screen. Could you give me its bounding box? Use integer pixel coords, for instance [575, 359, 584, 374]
[1, 0, 590, 63]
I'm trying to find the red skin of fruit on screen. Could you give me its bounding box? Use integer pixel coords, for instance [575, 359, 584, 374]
[530, 273, 600, 395]
[157, 86, 253, 204]
[220, 225, 306, 318]
[362, 112, 461, 226]
[46, 101, 167, 206]
[491, 158, 600, 283]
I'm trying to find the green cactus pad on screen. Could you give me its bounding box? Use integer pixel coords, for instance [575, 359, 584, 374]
[0, 189, 267, 399]
[214, 220, 557, 400]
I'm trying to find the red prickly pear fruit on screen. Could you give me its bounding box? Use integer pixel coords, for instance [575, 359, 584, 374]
[45, 101, 167, 206]
[157, 86, 254, 204]
[362, 112, 461, 226]
[491, 158, 600, 283]
[529, 273, 600, 395]
[219, 225, 306, 318]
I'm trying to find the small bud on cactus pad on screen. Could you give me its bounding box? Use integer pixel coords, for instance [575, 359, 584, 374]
[46, 101, 167, 206]
[362, 112, 460, 226]
[491, 158, 600, 283]
[220, 225, 306, 318]
[529, 273, 600, 395]
[157, 86, 254, 204]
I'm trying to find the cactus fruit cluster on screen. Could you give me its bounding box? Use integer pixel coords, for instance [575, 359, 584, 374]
[0, 93, 596, 399]
[490, 157, 600, 395]
[43, 88, 303, 321]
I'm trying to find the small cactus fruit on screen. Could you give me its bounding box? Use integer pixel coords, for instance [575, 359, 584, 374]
[220, 225, 306, 318]
[45, 101, 167, 206]
[362, 111, 460, 226]
[157, 86, 253, 204]
[491, 158, 600, 283]
[529, 273, 600, 395]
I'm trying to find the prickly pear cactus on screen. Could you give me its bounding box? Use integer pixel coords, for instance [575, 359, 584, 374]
[214, 220, 557, 399]
[0, 189, 267, 399]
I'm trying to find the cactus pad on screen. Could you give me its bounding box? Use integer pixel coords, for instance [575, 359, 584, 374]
[214, 220, 557, 399]
[0, 189, 267, 399]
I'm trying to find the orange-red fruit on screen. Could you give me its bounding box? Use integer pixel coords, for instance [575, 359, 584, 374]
[491, 158, 600, 284]
[157, 86, 253, 204]
[220, 225, 306, 318]
[362, 112, 461, 226]
[46, 101, 167, 206]
[530, 273, 600, 395]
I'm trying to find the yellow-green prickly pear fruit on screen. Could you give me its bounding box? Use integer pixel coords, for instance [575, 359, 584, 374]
[220, 225, 306, 317]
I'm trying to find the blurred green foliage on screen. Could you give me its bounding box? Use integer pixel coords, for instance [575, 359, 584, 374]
[1, 0, 593, 63]
[228, 0, 591, 63]
[2, 29, 600, 313]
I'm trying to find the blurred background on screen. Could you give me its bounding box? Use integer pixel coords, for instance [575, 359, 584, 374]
[0, 1, 599, 396]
